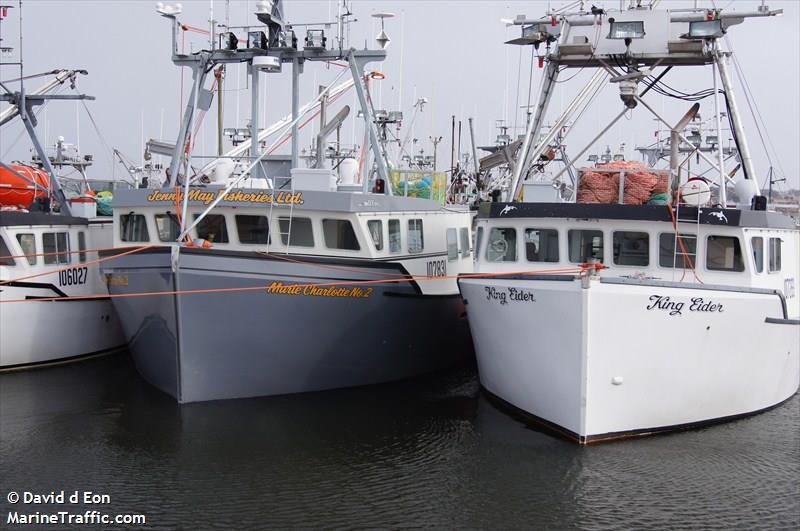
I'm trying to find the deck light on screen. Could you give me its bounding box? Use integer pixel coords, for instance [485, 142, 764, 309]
[274, 29, 297, 50]
[247, 31, 268, 50]
[507, 22, 559, 46]
[305, 29, 326, 50]
[219, 31, 238, 51]
[681, 20, 725, 40]
[607, 20, 645, 40]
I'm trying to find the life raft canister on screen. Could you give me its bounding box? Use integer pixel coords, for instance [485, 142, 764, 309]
[0, 164, 50, 208]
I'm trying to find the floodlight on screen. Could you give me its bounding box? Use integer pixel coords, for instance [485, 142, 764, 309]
[247, 31, 268, 50]
[607, 20, 645, 40]
[274, 29, 297, 50]
[305, 29, 326, 50]
[219, 32, 239, 51]
[682, 19, 724, 40]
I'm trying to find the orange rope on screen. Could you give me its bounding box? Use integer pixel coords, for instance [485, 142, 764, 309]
[666, 198, 703, 284]
[0, 244, 134, 261]
[0, 245, 155, 286]
[0, 263, 597, 304]
[260, 251, 592, 280]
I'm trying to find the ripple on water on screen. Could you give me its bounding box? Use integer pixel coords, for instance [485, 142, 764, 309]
[1, 354, 798, 530]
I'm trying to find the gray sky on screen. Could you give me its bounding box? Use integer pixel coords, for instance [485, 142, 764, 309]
[1, 0, 798, 190]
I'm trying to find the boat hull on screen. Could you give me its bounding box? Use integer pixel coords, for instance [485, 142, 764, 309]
[459, 275, 800, 443]
[102, 248, 472, 403]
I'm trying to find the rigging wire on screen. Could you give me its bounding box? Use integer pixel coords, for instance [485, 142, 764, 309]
[0, 83, 66, 159]
[730, 52, 787, 187]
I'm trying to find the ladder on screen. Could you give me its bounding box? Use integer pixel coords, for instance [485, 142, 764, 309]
[671, 189, 702, 282]
[266, 171, 296, 255]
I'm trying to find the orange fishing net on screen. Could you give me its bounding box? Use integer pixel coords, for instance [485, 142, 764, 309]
[577, 161, 669, 205]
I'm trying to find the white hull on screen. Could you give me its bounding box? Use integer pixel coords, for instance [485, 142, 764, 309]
[459, 276, 800, 443]
[0, 216, 125, 369]
[0, 290, 123, 368]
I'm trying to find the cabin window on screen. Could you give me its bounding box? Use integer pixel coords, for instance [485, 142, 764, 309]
[279, 217, 314, 247]
[194, 214, 229, 243]
[236, 215, 270, 244]
[460, 227, 471, 258]
[15, 233, 36, 265]
[367, 220, 383, 251]
[568, 230, 603, 263]
[43, 232, 70, 265]
[659, 233, 698, 268]
[768, 237, 782, 273]
[751, 237, 764, 273]
[78, 232, 87, 263]
[323, 219, 360, 251]
[706, 235, 744, 272]
[486, 227, 517, 262]
[613, 231, 649, 266]
[388, 219, 401, 253]
[446, 228, 459, 261]
[408, 219, 424, 253]
[120, 214, 150, 242]
[155, 213, 181, 242]
[475, 227, 484, 258]
[525, 228, 559, 263]
[0, 237, 15, 266]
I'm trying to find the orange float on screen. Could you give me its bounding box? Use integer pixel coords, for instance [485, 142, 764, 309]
[0, 164, 50, 208]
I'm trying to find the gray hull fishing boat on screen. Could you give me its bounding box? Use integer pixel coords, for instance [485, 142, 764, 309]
[100, 2, 474, 403]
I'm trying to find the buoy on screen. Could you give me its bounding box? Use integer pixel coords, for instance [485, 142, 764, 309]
[679, 178, 711, 206]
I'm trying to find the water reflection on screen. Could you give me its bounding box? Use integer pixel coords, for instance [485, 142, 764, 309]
[1, 353, 797, 529]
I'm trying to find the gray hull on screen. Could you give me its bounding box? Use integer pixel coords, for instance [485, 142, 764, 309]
[102, 248, 471, 403]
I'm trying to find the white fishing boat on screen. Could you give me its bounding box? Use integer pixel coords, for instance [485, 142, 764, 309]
[459, 2, 799, 443]
[0, 56, 125, 369]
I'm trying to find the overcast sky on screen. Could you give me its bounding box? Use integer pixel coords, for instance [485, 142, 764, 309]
[1, 0, 798, 190]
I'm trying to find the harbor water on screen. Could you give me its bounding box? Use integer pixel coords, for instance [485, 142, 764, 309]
[1, 352, 798, 530]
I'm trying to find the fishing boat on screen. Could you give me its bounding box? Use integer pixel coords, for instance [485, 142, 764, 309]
[0, 48, 125, 368]
[100, 1, 474, 403]
[459, 2, 798, 443]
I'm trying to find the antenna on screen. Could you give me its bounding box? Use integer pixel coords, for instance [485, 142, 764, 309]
[371, 12, 394, 50]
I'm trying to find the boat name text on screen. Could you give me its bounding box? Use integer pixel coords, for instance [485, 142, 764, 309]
[646, 295, 724, 316]
[265, 281, 372, 299]
[485, 286, 536, 305]
[146, 189, 304, 206]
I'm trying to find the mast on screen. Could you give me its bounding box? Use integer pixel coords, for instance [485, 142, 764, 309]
[0, 5, 94, 216]
[715, 51, 759, 194]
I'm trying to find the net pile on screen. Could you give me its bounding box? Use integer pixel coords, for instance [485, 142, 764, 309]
[577, 161, 670, 205]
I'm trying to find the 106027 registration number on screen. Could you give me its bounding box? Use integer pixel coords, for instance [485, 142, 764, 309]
[58, 267, 88, 286]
